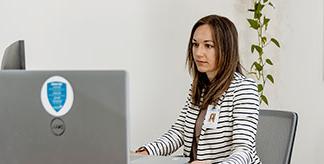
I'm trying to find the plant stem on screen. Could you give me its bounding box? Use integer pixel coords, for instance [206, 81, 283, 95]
[248, 0, 279, 105]
[257, 0, 266, 96]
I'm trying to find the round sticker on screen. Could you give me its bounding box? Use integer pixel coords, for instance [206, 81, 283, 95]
[41, 76, 74, 117]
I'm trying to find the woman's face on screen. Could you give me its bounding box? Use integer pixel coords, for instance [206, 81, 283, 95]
[192, 24, 218, 81]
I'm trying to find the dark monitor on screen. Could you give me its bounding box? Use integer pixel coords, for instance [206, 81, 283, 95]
[1, 40, 25, 70]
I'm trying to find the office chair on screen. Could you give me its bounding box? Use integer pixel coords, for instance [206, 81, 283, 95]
[256, 110, 298, 164]
[1, 40, 25, 70]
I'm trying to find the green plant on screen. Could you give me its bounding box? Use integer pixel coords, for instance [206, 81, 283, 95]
[247, 0, 280, 105]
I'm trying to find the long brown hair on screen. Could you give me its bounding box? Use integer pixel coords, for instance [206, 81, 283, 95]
[186, 15, 242, 110]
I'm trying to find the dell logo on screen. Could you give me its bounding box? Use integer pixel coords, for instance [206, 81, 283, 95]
[50, 117, 66, 136]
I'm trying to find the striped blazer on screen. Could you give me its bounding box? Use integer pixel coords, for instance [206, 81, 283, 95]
[143, 72, 262, 164]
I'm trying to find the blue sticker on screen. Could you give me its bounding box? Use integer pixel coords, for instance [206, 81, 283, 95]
[47, 82, 67, 112]
[41, 76, 74, 117]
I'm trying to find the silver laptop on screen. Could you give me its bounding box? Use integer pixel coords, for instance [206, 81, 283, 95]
[0, 70, 129, 164]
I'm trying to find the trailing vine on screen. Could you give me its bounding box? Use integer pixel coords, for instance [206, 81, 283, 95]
[247, 0, 280, 105]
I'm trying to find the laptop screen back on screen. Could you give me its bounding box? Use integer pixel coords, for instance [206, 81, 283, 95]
[0, 70, 128, 164]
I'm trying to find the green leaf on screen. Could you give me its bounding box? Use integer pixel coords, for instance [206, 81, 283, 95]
[248, 9, 255, 12]
[269, 2, 275, 8]
[263, 0, 269, 3]
[251, 44, 258, 53]
[271, 38, 280, 47]
[266, 59, 273, 65]
[247, 19, 260, 30]
[250, 62, 255, 70]
[257, 84, 263, 92]
[263, 17, 270, 30]
[254, 12, 262, 19]
[254, 62, 263, 71]
[255, 2, 265, 11]
[251, 62, 257, 70]
[267, 74, 274, 83]
[255, 45, 263, 55]
[261, 37, 267, 45]
[254, 3, 264, 19]
[254, 3, 259, 10]
[263, 17, 270, 25]
[265, 24, 269, 31]
[260, 95, 269, 105]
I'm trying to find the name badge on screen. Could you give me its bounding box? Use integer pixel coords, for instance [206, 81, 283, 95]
[203, 105, 220, 129]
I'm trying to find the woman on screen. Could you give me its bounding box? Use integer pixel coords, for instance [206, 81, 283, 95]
[136, 15, 261, 164]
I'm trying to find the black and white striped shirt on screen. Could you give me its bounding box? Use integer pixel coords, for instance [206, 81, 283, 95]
[144, 72, 261, 164]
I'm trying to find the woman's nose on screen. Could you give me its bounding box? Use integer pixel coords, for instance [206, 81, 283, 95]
[195, 45, 205, 57]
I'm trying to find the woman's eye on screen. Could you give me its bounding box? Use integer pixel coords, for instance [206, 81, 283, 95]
[192, 43, 199, 47]
[206, 44, 214, 49]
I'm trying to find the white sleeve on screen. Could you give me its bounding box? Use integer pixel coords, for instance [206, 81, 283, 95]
[220, 79, 260, 164]
[143, 92, 191, 156]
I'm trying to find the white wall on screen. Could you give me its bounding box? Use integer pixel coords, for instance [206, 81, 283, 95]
[274, 0, 324, 163]
[0, 0, 323, 163]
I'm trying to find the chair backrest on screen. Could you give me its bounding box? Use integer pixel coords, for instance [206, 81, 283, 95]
[256, 110, 298, 164]
[1, 40, 25, 70]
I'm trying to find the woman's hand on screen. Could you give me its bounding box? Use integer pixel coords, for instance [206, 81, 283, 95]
[135, 150, 148, 155]
[134, 147, 149, 155]
[190, 160, 210, 164]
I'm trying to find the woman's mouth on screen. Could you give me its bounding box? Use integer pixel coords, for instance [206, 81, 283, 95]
[196, 60, 208, 65]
